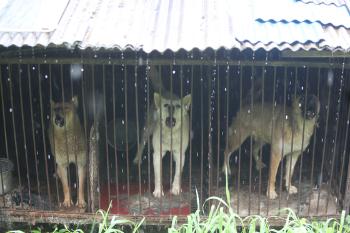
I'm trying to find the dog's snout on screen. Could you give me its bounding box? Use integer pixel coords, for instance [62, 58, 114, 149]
[55, 115, 65, 127]
[165, 117, 176, 128]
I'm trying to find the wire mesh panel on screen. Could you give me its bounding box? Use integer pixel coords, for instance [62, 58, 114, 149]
[0, 48, 348, 224]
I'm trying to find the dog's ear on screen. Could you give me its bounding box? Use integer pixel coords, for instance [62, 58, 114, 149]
[72, 96, 79, 107]
[182, 94, 192, 110]
[154, 93, 161, 109]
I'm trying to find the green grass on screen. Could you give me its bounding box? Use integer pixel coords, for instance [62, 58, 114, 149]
[6, 201, 350, 233]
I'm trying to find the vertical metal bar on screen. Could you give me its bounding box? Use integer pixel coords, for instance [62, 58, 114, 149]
[48, 64, 60, 207]
[18, 63, 32, 206]
[0, 66, 7, 207]
[216, 64, 220, 195]
[278, 67, 287, 212]
[134, 54, 141, 213]
[169, 63, 174, 213]
[80, 60, 90, 211]
[267, 66, 277, 215]
[326, 59, 346, 214]
[146, 61, 151, 209]
[0, 65, 9, 207]
[224, 59, 230, 203]
[258, 64, 266, 215]
[102, 64, 111, 206]
[225, 62, 230, 187]
[69, 64, 80, 207]
[91, 64, 101, 209]
[38, 64, 52, 206]
[188, 64, 194, 211]
[208, 64, 213, 201]
[248, 65, 254, 215]
[237, 64, 243, 214]
[200, 64, 204, 206]
[123, 62, 130, 211]
[179, 64, 184, 213]
[59, 64, 72, 206]
[112, 64, 120, 212]
[297, 67, 309, 215]
[338, 78, 350, 211]
[317, 68, 332, 214]
[0, 65, 9, 159]
[308, 67, 321, 215]
[344, 152, 350, 214]
[286, 67, 298, 209]
[27, 64, 41, 199]
[159, 65, 163, 213]
[8, 64, 23, 207]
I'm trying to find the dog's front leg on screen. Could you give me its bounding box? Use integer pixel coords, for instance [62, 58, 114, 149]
[267, 146, 282, 199]
[153, 149, 165, 197]
[253, 140, 266, 171]
[76, 164, 86, 208]
[284, 152, 300, 195]
[57, 164, 72, 207]
[171, 150, 185, 195]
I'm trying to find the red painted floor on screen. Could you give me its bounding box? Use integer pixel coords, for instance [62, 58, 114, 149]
[100, 182, 191, 215]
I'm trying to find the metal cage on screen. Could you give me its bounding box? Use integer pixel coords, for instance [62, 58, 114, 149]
[0, 48, 349, 225]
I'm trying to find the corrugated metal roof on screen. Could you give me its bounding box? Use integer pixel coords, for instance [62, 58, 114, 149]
[0, 0, 70, 32]
[297, 0, 349, 7]
[0, 0, 349, 52]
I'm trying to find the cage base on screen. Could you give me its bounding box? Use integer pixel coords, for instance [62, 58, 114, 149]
[100, 183, 191, 215]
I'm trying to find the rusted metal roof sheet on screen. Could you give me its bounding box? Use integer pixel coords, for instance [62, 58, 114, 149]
[0, 0, 349, 52]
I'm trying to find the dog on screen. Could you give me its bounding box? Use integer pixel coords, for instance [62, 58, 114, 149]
[222, 94, 320, 199]
[49, 96, 87, 208]
[133, 66, 191, 198]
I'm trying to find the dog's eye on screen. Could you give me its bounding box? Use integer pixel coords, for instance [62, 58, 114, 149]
[164, 104, 169, 107]
[175, 104, 181, 108]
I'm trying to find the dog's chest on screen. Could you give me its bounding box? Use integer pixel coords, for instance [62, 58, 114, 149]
[281, 124, 315, 154]
[153, 123, 190, 152]
[50, 124, 87, 166]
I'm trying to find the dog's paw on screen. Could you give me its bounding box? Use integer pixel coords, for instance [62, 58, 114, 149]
[76, 199, 87, 208]
[222, 165, 231, 175]
[287, 185, 298, 194]
[255, 161, 266, 171]
[267, 190, 278, 199]
[171, 185, 181, 195]
[61, 198, 73, 208]
[133, 157, 139, 165]
[153, 188, 164, 198]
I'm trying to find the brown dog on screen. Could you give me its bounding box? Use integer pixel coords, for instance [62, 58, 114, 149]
[49, 96, 87, 208]
[222, 95, 320, 199]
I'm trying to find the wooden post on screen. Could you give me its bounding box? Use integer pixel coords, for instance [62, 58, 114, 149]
[89, 122, 99, 212]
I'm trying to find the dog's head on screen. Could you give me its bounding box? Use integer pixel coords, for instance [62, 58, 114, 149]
[50, 96, 78, 128]
[297, 94, 320, 120]
[154, 93, 191, 130]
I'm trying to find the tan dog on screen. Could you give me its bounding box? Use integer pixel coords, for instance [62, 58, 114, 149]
[134, 92, 191, 197]
[223, 95, 320, 199]
[49, 96, 87, 208]
[133, 66, 192, 197]
[151, 93, 191, 197]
